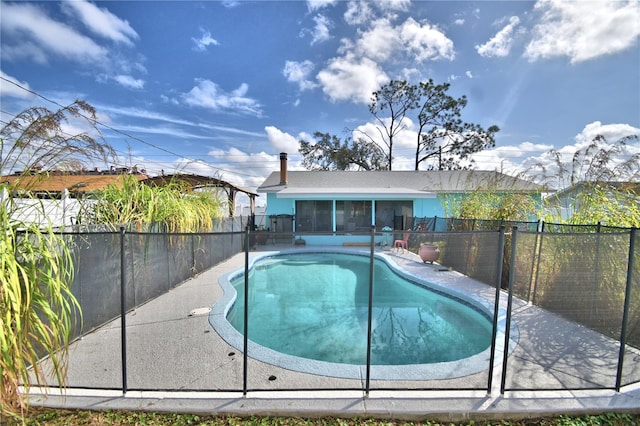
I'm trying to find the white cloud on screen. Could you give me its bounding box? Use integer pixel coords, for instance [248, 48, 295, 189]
[283, 60, 319, 91]
[182, 79, 263, 117]
[344, 1, 411, 25]
[0, 1, 145, 87]
[454, 18, 465, 26]
[351, 18, 400, 62]
[465, 71, 473, 79]
[97, 103, 266, 139]
[265, 126, 302, 154]
[476, 16, 520, 58]
[399, 17, 455, 61]
[507, 141, 555, 155]
[192, 29, 219, 52]
[344, 1, 374, 26]
[0, 42, 49, 65]
[317, 54, 389, 103]
[0, 2, 108, 64]
[160, 94, 181, 106]
[525, 0, 640, 63]
[492, 141, 553, 158]
[0, 71, 35, 99]
[310, 14, 332, 45]
[372, 0, 411, 13]
[306, 0, 337, 12]
[574, 121, 640, 148]
[401, 67, 421, 81]
[61, 0, 139, 46]
[113, 75, 145, 89]
[316, 15, 453, 104]
[232, 83, 249, 97]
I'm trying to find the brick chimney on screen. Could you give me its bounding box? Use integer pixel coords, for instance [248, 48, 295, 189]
[279, 152, 288, 185]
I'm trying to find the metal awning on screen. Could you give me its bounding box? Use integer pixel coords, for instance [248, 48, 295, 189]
[144, 174, 258, 217]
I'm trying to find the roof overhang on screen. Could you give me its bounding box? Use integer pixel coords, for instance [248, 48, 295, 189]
[274, 187, 436, 199]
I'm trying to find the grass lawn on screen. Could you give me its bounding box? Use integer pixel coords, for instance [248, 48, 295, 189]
[5, 409, 639, 425]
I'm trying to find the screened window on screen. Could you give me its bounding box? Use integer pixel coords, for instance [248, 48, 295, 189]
[374, 200, 413, 230]
[336, 200, 372, 231]
[295, 200, 332, 232]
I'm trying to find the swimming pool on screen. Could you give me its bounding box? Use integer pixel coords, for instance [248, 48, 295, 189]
[210, 249, 506, 380]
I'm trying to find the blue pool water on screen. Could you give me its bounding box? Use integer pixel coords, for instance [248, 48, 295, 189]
[224, 252, 492, 366]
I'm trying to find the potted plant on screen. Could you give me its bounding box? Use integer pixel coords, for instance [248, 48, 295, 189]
[418, 243, 440, 263]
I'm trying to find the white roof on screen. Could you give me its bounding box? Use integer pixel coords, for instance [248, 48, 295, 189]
[258, 170, 542, 195]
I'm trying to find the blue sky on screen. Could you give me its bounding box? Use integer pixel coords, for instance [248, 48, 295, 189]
[1, 0, 639, 203]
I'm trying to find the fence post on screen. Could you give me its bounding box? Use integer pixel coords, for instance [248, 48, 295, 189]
[500, 226, 518, 394]
[531, 222, 546, 305]
[590, 222, 603, 324]
[243, 226, 250, 395]
[487, 226, 506, 394]
[119, 226, 128, 394]
[364, 225, 375, 396]
[191, 233, 196, 275]
[165, 233, 171, 292]
[615, 227, 636, 391]
[527, 222, 542, 302]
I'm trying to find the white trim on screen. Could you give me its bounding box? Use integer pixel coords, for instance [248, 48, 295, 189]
[275, 187, 436, 199]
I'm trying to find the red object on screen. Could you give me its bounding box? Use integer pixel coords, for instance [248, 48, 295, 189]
[393, 230, 411, 253]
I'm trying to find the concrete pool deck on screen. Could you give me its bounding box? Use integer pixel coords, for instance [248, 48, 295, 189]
[26, 246, 640, 421]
